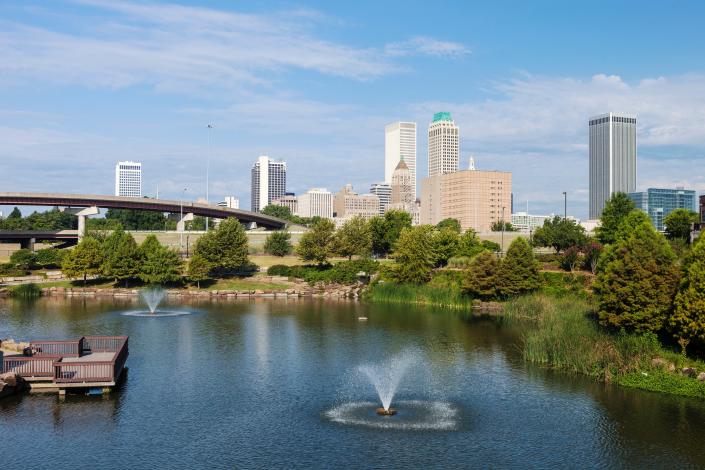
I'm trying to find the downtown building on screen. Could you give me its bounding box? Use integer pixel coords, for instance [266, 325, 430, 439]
[369, 183, 391, 215]
[115, 161, 142, 198]
[628, 187, 697, 232]
[385, 121, 417, 196]
[297, 188, 333, 219]
[333, 184, 380, 221]
[589, 113, 637, 219]
[701, 195, 705, 223]
[428, 112, 459, 177]
[250, 156, 286, 212]
[217, 196, 239, 209]
[389, 158, 415, 211]
[273, 193, 298, 215]
[420, 167, 512, 233]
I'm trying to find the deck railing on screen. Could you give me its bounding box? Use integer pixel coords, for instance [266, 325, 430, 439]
[53, 336, 129, 384]
[2, 355, 62, 377]
[30, 339, 83, 357]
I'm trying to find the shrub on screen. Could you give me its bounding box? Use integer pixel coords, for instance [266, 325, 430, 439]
[497, 238, 541, 298]
[267, 264, 292, 276]
[560, 246, 582, 271]
[9, 283, 42, 299]
[10, 249, 38, 270]
[35, 248, 66, 269]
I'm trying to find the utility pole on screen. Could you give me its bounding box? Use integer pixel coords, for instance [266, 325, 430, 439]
[562, 191, 567, 220]
[206, 124, 213, 231]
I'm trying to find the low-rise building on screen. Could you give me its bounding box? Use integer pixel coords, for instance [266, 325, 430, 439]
[297, 188, 333, 219]
[420, 168, 512, 232]
[333, 184, 380, 220]
[273, 193, 297, 215]
[217, 196, 239, 209]
[511, 212, 551, 232]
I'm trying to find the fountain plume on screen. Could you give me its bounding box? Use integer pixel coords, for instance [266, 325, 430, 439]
[358, 350, 417, 411]
[140, 287, 166, 314]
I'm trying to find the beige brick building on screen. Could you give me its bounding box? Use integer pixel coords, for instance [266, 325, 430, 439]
[333, 184, 380, 220]
[420, 169, 512, 232]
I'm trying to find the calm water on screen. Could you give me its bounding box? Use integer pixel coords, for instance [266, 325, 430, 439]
[2, 297, 705, 469]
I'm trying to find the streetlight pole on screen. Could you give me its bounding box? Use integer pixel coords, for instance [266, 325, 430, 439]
[562, 191, 567, 220]
[180, 187, 187, 253]
[206, 124, 213, 231]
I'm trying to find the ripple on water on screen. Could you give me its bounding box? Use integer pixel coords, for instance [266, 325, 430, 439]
[120, 310, 192, 317]
[325, 400, 459, 431]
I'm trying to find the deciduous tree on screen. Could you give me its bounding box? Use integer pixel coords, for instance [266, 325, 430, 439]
[296, 218, 336, 265]
[670, 236, 705, 355]
[264, 231, 293, 257]
[193, 218, 250, 275]
[596, 192, 635, 245]
[532, 216, 586, 254]
[436, 218, 462, 233]
[391, 225, 436, 284]
[664, 208, 698, 241]
[138, 235, 183, 284]
[187, 253, 211, 288]
[333, 216, 372, 260]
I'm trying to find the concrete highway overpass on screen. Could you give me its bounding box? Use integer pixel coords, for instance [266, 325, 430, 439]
[0, 192, 287, 230]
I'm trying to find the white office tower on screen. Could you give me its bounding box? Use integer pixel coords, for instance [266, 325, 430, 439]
[115, 161, 142, 197]
[250, 155, 286, 212]
[369, 183, 392, 215]
[217, 197, 239, 209]
[297, 188, 333, 219]
[589, 113, 637, 219]
[385, 122, 417, 196]
[428, 112, 459, 177]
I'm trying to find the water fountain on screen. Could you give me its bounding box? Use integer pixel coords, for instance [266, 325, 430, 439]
[141, 287, 166, 314]
[121, 287, 191, 317]
[324, 349, 460, 431]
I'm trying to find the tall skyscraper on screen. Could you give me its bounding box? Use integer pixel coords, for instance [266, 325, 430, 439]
[298, 188, 333, 219]
[251, 155, 286, 212]
[589, 113, 637, 219]
[628, 187, 697, 231]
[369, 183, 391, 215]
[428, 112, 459, 177]
[385, 122, 417, 196]
[115, 161, 142, 198]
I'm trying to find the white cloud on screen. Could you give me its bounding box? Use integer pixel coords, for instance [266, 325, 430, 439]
[385, 36, 470, 58]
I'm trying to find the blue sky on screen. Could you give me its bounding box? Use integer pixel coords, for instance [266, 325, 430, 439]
[1, 0, 705, 219]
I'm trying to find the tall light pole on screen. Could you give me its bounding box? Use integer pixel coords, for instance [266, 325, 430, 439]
[501, 206, 506, 257]
[180, 187, 188, 252]
[206, 124, 213, 231]
[562, 191, 567, 220]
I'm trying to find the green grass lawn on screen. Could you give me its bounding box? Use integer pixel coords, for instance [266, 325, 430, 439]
[200, 276, 291, 291]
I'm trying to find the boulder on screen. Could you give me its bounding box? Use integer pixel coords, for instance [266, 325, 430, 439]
[651, 357, 668, 369]
[681, 367, 697, 378]
[698, 372, 705, 382]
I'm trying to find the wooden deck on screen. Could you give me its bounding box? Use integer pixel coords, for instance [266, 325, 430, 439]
[1, 336, 128, 395]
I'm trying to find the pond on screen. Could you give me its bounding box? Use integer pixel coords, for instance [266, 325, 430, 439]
[2, 297, 705, 468]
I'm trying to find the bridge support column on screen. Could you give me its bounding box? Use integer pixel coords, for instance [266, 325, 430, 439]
[176, 212, 194, 232]
[75, 206, 100, 240]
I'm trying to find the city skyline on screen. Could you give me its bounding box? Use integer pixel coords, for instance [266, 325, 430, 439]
[2, 1, 705, 219]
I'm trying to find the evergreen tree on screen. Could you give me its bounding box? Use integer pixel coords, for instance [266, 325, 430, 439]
[193, 218, 249, 275]
[594, 221, 680, 333]
[187, 253, 211, 288]
[333, 216, 372, 260]
[103, 232, 141, 286]
[264, 231, 293, 257]
[462, 251, 500, 300]
[8, 207, 21, 218]
[670, 236, 705, 354]
[431, 228, 460, 267]
[391, 225, 436, 284]
[436, 218, 462, 233]
[595, 192, 635, 245]
[138, 234, 183, 284]
[296, 218, 336, 265]
[664, 208, 698, 241]
[62, 238, 103, 284]
[497, 238, 541, 298]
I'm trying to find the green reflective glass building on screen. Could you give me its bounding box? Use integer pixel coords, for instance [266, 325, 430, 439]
[628, 188, 697, 231]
